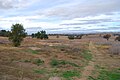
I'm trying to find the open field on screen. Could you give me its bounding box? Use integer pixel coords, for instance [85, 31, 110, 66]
[0, 34, 120, 80]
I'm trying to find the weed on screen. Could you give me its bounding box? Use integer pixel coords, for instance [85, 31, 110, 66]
[33, 59, 44, 66]
[61, 70, 80, 79]
[50, 59, 60, 67]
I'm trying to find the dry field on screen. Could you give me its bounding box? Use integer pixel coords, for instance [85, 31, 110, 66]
[0, 35, 120, 80]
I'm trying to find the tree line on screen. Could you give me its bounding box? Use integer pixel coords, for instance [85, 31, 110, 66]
[0, 23, 48, 47]
[0, 23, 120, 47]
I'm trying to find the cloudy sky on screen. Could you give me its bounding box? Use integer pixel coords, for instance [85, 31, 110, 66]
[0, 0, 120, 34]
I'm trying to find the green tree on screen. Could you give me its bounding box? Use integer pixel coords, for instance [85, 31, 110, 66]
[0, 30, 10, 37]
[36, 31, 41, 39]
[75, 34, 84, 39]
[31, 33, 35, 38]
[9, 23, 27, 47]
[35, 30, 48, 39]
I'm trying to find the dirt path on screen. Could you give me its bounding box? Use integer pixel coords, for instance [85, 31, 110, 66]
[79, 41, 98, 80]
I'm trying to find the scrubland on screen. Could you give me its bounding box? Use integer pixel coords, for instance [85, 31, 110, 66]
[0, 34, 120, 80]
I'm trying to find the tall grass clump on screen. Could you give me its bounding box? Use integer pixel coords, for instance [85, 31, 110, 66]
[109, 43, 120, 55]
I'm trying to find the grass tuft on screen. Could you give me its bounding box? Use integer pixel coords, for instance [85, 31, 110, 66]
[25, 49, 39, 54]
[62, 70, 80, 79]
[33, 59, 44, 66]
[81, 50, 92, 61]
[50, 59, 80, 68]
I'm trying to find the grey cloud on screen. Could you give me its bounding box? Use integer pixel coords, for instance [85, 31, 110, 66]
[97, 25, 107, 26]
[26, 27, 42, 30]
[116, 25, 120, 26]
[0, 27, 3, 30]
[0, 0, 31, 10]
[61, 19, 113, 25]
[107, 27, 120, 29]
[0, 0, 15, 9]
[39, 0, 120, 19]
[45, 28, 64, 30]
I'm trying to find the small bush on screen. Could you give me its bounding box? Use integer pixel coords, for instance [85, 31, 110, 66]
[103, 34, 111, 40]
[75, 35, 84, 39]
[50, 59, 60, 66]
[115, 36, 120, 41]
[32, 30, 48, 39]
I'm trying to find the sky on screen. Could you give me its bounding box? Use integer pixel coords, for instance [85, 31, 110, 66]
[0, 0, 120, 34]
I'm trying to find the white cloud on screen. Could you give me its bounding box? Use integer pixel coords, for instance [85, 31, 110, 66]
[0, 15, 60, 30]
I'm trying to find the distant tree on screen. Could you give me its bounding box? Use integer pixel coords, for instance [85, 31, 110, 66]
[36, 31, 41, 39]
[56, 35, 59, 38]
[99, 34, 102, 37]
[9, 23, 27, 47]
[31, 33, 35, 38]
[85, 34, 88, 36]
[35, 30, 48, 39]
[0, 30, 10, 37]
[115, 36, 120, 41]
[68, 35, 74, 40]
[103, 34, 111, 40]
[75, 34, 84, 39]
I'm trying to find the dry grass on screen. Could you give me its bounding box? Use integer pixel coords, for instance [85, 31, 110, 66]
[109, 43, 120, 55]
[0, 35, 120, 80]
[0, 36, 88, 80]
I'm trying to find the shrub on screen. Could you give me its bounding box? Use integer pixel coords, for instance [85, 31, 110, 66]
[103, 34, 111, 40]
[68, 35, 74, 40]
[50, 59, 60, 67]
[115, 36, 120, 41]
[32, 30, 48, 39]
[75, 35, 84, 39]
[0, 30, 10, 37]
[9, 23, 27, 47]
